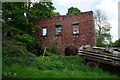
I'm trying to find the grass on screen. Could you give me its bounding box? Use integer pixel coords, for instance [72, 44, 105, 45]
[3, 64, 118, 78]
[2, 56, 120, 78]
[2, 40, 120, 78]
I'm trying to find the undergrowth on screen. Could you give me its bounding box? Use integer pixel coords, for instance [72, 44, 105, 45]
[3, 56, 120, 78]
[2, 40, 120, 78]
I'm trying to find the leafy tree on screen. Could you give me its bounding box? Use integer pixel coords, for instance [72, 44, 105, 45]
[2, 2, 56, 34]
[2, 2, 56, 55]
[94, 9, 112, 47]
[66, 7, 81, 15]
[28, 2, 56, 21]
[2, 2, 32, 35]
[51, 11, 60, 17]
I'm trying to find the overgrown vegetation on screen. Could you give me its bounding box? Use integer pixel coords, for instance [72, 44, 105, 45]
[3, 56, 120, 78]
[2, 1, 120, 79]
[2, 40, 120, 78]
[2, 40, 36, 58]
[14, 34, 42, 56]
[2, 2, 60, 56]
[47, 42, 61, 55]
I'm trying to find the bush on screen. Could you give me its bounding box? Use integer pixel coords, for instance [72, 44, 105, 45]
[96, 42, 107, 47]
[2, 40, 35, 58]
[112, 39, 120, 47]
[14, 34, 42, 56]
[47, 42, 61, 55]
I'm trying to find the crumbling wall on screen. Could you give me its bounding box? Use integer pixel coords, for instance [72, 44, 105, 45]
[33, 11, 96, 55]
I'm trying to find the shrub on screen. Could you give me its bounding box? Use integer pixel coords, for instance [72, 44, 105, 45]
[14, 34, 42, 56]
[2, 40, 35, 57]
[112, 39, 120, 47]
[47, 42, 61, 55]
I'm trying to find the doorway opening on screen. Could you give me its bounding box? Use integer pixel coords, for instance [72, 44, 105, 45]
[65, 46, 78, 56]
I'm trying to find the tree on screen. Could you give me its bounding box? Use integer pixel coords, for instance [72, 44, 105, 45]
[2, 2, 56, 55]
[2, 2, 56, 33]
[51, 11, 60, 17]
[66, 7, 81, 15]
[28, 2, 56, 21]
[94, 9, 112, 47]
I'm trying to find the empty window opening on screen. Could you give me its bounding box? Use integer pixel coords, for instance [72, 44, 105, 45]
[73, 25, 79, 34]
[55, 24, 62, 36]
[72, 22, 80, 35]
[42, 27, 47, 37]
[56, 27, 62, 33]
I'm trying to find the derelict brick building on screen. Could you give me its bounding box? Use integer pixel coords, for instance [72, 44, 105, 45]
[33, 11, 96, 56]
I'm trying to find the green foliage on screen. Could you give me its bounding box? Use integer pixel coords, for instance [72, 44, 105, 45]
[2, 2, 56, 36]
[66, 7, 81, 15]
[47, 42, 61, 55]
[3, 56, 120, 78]
[112, 39, 120, 47]
[2, 40, 35, 57]
[94, 9, 112, 47]
[2, 2, 32, 35]
[32, 25, 41, 33]
[28, 2, 56, 21]
[14, 34, 42, 56]
[2, 2, 57, 55]
[51, 11, 60, 17]
[96, 37, 106, 47]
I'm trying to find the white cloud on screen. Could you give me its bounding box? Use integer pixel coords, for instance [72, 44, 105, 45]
[54, 0, 101, 13]
[57, 0, 99, 5]
[96, 0, 119, 42]
[53, 0, 119, 42]
[96, 0, 118, 20]
[109, 20, 118, 42]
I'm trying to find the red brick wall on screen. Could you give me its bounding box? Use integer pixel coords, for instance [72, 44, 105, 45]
[33, 11, 96, 55]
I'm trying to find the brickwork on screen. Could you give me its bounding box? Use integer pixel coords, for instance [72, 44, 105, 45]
[33, 11, 96, 55]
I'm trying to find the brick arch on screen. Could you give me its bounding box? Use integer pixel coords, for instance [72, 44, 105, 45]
[64, 44, 78, 56]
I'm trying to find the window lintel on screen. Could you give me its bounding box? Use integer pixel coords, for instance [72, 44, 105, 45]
[42, 26, 47, 28]
[55, 24, 62, 27]
[72, 22, 80, 25]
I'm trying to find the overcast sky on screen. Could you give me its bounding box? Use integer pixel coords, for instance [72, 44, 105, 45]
[52, 0, 119, 42]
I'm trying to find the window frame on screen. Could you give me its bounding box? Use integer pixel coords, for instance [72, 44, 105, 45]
[55, 24, 62, 36]
[72, 22, 80, 35]
[42, 26, 47, 37]
[56, 27, 62, 33]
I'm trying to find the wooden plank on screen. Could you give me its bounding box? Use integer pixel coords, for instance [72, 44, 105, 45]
[79, 53, 113, 62]
[78, 51, 120, 59]
[80, 56, 120, 66]
[78, 52, 120, 61]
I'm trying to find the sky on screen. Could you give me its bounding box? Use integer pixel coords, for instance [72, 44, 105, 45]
[52, 0, 119, 42]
